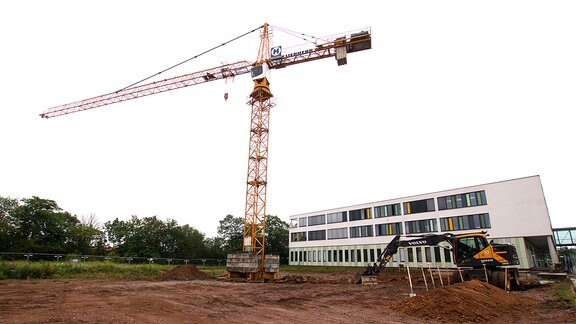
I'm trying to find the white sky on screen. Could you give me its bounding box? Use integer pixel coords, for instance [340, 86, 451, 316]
[1, 1, 574, 238]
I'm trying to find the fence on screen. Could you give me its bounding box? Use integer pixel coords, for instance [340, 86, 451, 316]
[0, 252, 225, 266]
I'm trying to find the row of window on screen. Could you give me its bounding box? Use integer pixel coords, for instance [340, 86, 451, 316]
[438, 191, 487, 210]
[292, 190, 487, 227]
[290, 246, 453, 264]
[290, 213, 491, 242]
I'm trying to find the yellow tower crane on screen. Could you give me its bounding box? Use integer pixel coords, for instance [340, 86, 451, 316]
[40, 23, 372, 280]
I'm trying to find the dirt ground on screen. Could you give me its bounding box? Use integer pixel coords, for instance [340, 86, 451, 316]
[1, 265, 574, 323]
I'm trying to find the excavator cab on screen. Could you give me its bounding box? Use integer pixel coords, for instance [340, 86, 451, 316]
[454, 235, 489, 264]
[453, 233, 519, 268]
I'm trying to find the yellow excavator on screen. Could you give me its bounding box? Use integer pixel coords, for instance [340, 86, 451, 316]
[361, 231, 521, 290]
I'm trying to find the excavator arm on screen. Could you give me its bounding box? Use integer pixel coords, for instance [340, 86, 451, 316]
[364, 234, 456, 275]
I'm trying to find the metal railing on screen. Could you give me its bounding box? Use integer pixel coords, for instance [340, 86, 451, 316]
[0, 252, 225, 266]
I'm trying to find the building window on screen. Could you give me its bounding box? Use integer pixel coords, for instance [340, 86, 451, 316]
[408, 248, 414, 262]
[290, 219, 298, 228]
[290, 232, 307, 242]
[349, 208, 372, 221]
[404, 198, 435, 215]
[434, 247, 442, 262]
[350, 225, 374, 238]
[439, 213, 491, 232]
[425, 247, 431, 262]
[437, 191, 487, 210]
[399, 248, 406, 262]
[444, 248, 452, 263]
[375, 222, 403, 236]
[327, 227, 348, 240]
[298, 217, 307, 227]
[374, 203, 401, 218]
[416, 247, 422, 262]
[405, 219, 437, 234]
[308, 229, 326, 241]
[327, 211, 347, 223]
[308, 214, 326, 226]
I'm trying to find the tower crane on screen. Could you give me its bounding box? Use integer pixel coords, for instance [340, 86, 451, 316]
[40, 23, 372, 280]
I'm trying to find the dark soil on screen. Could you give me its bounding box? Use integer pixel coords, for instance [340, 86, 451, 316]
[157, 264, 213, 281]
[392, 280, 537, 323]
[0, 270, 574, 323]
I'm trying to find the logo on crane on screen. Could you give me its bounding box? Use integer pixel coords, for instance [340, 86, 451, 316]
[271, 46, 282, 59]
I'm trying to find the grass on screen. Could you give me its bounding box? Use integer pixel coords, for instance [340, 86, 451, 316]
[0, 261, 175, 280]
[0, 262, 370, 280]
[552, 280, 576, 308]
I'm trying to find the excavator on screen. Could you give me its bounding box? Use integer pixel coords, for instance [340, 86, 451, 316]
[361, 231, 521, 290]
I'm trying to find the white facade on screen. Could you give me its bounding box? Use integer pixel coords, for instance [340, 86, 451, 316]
[288, 175, 558, 269]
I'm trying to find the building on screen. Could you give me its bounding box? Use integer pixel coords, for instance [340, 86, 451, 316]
[288, 175, 559, 269]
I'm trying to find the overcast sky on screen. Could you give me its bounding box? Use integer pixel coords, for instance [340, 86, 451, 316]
[1, 1, 574, 238]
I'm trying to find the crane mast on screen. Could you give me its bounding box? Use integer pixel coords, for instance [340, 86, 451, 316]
[243, 23, 274, 278]
[39, 23, 371, 280]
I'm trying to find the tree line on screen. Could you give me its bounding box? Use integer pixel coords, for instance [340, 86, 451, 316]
[0, 196, 289, 261]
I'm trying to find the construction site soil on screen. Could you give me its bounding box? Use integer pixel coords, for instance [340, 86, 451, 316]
[1, 265, 574, 323]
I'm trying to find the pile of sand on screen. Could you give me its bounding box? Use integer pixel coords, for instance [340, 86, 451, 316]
[392, 280, 537, 323]
[157, 265, 213, 281]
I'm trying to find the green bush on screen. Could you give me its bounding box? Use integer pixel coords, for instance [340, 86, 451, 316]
[0, 261, 174, 280]
[553, 281, 576, 308]
[0, 261, 54, 279]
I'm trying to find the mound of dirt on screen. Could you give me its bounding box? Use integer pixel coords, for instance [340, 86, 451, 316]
[157, 265, 213, 281]
[391, 280, 537, 323]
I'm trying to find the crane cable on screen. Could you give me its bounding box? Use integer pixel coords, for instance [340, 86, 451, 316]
[116, 25, 264, 93]
[271, 25, 331, 46]
[272, 25, 364, 48]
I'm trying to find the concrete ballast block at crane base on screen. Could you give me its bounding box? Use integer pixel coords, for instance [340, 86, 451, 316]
[226, 252, 279, 279]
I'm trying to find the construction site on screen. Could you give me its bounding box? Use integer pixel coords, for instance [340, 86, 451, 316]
[0, 265, 575, 323]
[9, 12, 571, 324]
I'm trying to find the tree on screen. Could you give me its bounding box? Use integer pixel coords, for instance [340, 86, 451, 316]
[67, 214, 106, 255]
[216, 214, 289, 262]
[10, 196, 79, 253]
[105, 216, 207, 258]
[204, 236, 226, 260]
[0, 196, 19, 251]
[264, 215, 289, 261]
[558, 247, 576, 273]
[175, 224, 206, 258]
[216, 214, 244, 254]
[104, 217, 136, 255]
